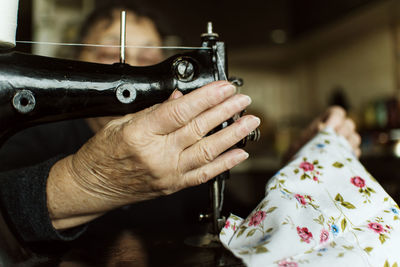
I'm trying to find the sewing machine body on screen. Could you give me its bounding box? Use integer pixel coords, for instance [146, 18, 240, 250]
[0, 43, 226, 145]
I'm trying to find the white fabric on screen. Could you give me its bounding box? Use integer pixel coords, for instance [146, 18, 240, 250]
[220, 128, 400, 267]
[0, 0, 19, 49]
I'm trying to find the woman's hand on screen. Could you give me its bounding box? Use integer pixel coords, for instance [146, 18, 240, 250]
[47, 81, 259, 229]
[283, 106, 361, 164]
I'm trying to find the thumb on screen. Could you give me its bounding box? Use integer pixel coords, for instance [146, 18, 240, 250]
[322, 106, 346, 130]
[168, 89, 183, 100]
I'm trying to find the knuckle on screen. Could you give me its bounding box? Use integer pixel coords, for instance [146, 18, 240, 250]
[158, 186, 171, 196]
[121, 121, 139, 142]
[199, 143, 215, 164]
[346, 118, 356, 130]
[102, 122, 126, 144]
[156, 180, 176, 196]
[169, 102, 189, 125]
[197, 169, 210, 184]
[122, 113, 136, 121]
[190, 119, 208, 139]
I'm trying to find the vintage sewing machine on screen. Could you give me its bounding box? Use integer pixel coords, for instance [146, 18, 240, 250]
[0, 6, 259, 266]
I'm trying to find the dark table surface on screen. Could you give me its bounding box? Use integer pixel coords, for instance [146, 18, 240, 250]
[56, 222, 245, 267]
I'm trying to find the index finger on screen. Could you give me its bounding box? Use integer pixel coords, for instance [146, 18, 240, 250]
[148, 81, 236, 135]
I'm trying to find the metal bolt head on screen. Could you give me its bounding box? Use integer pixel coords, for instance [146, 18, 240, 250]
[116, 83, 136, 104]
[12, 90, 36, 114]
[175, 59, 195, 81]
[201, 21, 219, 39]
[248, 128, 261, 142]
[236, 128, 261, 148]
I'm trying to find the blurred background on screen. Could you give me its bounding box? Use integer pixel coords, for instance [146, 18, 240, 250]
[14, 0, 400, 211]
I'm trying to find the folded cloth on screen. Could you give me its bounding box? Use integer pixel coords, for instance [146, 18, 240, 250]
[220, 128, 400, 267]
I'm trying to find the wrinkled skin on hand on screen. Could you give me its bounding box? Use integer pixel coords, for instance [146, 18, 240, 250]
[66, 81, 260, 208]
[283, 106, 361, 164]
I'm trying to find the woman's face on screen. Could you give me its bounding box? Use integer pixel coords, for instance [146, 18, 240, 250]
[80, 10, 164, 132]
[79, 9, 163, 66]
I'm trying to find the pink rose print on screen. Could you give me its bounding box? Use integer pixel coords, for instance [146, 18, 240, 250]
[249, 211, 267, 226]
[224, 220, 230, 229]
[278, 259, 298, 267]
[350, 176, 365, 188]
[319, 229, 329, 243]
[295, 194, 307, 205]
[296, 226, 313, 243]
[368, 222, 384, 234]
[295, 159, 322, 182]
[300, 161, 314, 172]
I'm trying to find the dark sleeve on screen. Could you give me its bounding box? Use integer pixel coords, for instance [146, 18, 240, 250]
[0, 120, 93, 172]
[0, 156, 87, 243]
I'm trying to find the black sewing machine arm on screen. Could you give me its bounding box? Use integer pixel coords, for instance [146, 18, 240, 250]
[0, 48, 221, 145]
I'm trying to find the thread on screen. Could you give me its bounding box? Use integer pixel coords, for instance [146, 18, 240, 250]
[216, 52, 228, 81]
[0, 0, 19, 49]
[16, 40, 211, 50]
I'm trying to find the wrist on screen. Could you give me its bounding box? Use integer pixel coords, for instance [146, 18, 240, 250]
[46, 155, 115, 229]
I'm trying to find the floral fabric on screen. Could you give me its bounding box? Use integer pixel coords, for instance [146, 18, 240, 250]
[220, 128, 400, 267]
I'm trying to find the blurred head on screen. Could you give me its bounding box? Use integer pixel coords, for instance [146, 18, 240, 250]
[77, 1, 168, 131]
[77, 1, 166, 65]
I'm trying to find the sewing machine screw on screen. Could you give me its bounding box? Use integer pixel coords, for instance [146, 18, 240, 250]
[228, 77, 243, 87]
[237, 128, 261, 148]
[248, 128, 261, 142]
[201, 22, 219, 39]
[116, 83, 137, 104]
[174, 59, 195, 82]
[12, 90, 36, 114]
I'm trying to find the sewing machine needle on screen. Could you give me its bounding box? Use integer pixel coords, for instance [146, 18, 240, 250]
[120, 10, 126, 64]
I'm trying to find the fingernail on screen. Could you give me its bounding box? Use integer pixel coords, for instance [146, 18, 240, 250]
[220, 84, 236, 97]
[171, 89, 183, 99]
[236, 116, 260, 136]
[246, 116, 261, 129]
[235, 151, 249, 163]
[238, 95, 252, 106]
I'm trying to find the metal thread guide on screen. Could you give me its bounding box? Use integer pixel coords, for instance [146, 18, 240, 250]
[120, 10, 126, 64]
